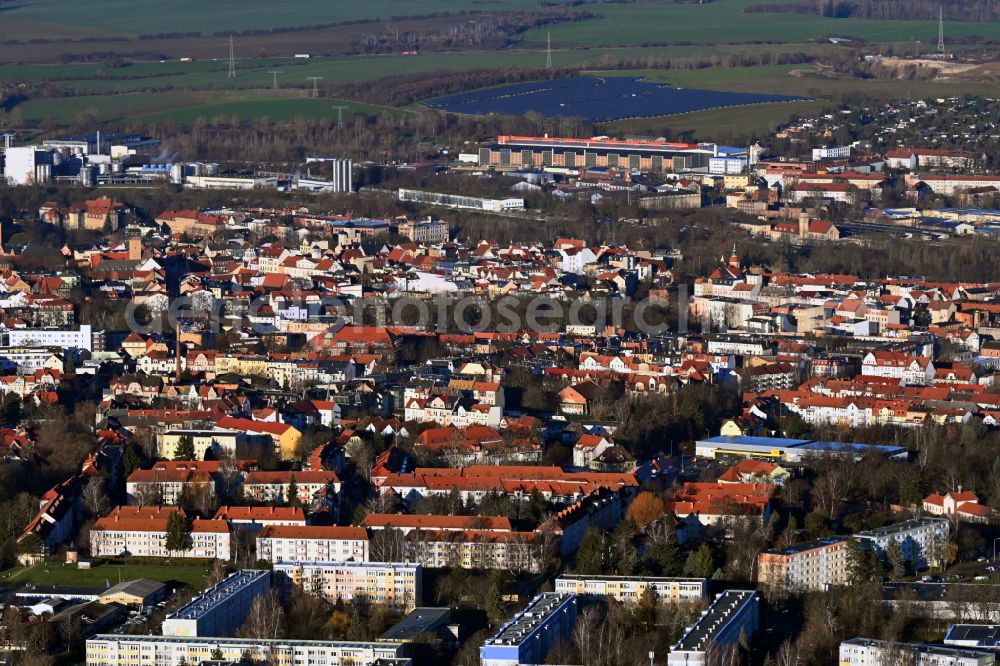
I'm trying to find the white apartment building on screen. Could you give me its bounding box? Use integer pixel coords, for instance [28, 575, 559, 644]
[839, 638, 993, 666]
[555, 575, 707, 604]
[854, 518, 950, 570]
[274, 561, 421, 611]
[86, 635, 410, 666]
[90, 507, 230, 560]
[256, 525, 369, 564]
[4, 325, 94, 351]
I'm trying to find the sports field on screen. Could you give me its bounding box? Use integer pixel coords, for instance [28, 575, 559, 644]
[0, 562, 210, 589]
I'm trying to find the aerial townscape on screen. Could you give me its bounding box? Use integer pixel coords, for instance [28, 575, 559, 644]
[6, 2, 1000, 666]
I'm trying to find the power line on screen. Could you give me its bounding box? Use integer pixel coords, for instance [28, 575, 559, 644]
[307, 76, 322, 98]
[938, 6, 945, 54]
[227, 36, 236, 79]
[331, 105, 349, 126]
[268, 70, 282, 90]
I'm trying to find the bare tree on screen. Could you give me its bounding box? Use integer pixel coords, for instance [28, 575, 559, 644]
[369, 528, 406, 562]
[237, 589, 286, 640]
[132, 483, 164, 506]
[775, 638, 800, 666]
[82, 477, 110, 518]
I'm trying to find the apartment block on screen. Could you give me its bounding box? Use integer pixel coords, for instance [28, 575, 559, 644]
[854, 518, 950, 570]
[554, 575, 707, 604]
[162, 569, 270, 638]
[274, 561, 421, 611]
[480, 593, 577, 666]
[85, 635, 410, 666]
[839, 638, 994, 666]
[668, 590, 759, 666]
[256, 525, 369, 564]
[757, 538, 849, 593]
[90, 506, 230, 560]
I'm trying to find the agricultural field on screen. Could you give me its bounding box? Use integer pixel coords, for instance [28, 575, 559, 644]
[8, 91, 387, 127]
[521, 0, 1000, 48]
[0, 0, 544, 39]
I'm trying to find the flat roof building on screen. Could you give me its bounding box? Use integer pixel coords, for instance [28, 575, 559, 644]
[273, 561, 421, 611]
[854, 518, 950, 570]
[840, 638, 994, 666]
[947, 624, 1000, 649]
[555, 574, 707, 604]
[86, 635, 410, 666]
[162, 569, 270, 638]
[480, 593, 577, 666]
[668, 590, 759, 666]
[758, 538, 850, 593]
[694, 435, 907, 464]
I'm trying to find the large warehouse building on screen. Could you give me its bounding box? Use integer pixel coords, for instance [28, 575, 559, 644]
[478, 135, 742, 173]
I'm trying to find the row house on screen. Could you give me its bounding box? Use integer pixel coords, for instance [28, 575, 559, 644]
[256, 525, 369, 563]
[242, 470, 340, 506]
[861, 351, 935, 385]
[405, 529, 544, 573]
[90, 506, 230, 559]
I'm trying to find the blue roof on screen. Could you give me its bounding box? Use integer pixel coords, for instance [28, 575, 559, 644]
[799, 441, 906, 453]
[700, 435, 810, 447]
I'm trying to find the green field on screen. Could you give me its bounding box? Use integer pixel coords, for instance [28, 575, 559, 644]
[0, 562, 210, 590]
[522, 0, 1000, 47]
[0, 0, 544, 39]
[10, 91, 389, 127]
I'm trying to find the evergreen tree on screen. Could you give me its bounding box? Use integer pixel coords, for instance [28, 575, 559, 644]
[174, 435, 196, 461]
[286, 475, 301, 508]
[210, 647, 224, 661]
[484, 578, 505, 622]
[886, 537, 906, 579]
[845, 538, 869, 584]
[692, 543, 716, 578]
[575, 527, 605, 575]
[165, 510, 192, 553]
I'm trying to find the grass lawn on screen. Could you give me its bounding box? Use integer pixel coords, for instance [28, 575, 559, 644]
[0, 562, 209, 590]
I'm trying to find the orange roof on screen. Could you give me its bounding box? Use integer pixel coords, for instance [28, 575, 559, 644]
[257, 525, 367, 540]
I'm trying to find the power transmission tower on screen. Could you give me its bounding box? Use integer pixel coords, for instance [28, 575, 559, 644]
[307, 76, 322, 98]
[546, 31, 552, 69]
[227, 36, 236, 79]
[938, 7, 945, 54]
[331, 105, 349, 126]
[268, 70, 282, 90]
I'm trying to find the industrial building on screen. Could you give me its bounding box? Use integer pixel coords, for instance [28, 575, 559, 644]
[297, 157, 353, 193]
[397, 188, 524, 212]
[480, 593, 577, 666]
[85, 635, 410, 666]
[161, 569, 270, 638]
[946, 624, 1000, 649]
[667, 590, 759, 666]
[694, 435, 908, 464]
[478, 135, 742, 173]
[854, 518, 950, 570]
[273, 561, 422, 611]
[839, 638, 994, 666]
[555, 575, 707, 604]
